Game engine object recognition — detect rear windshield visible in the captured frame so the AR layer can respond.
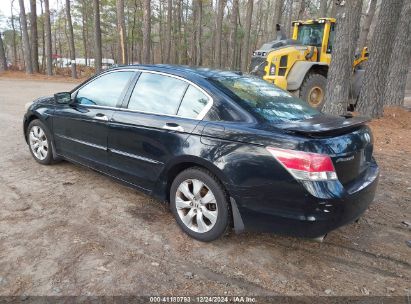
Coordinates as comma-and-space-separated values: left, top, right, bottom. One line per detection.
211, 75, 320, 123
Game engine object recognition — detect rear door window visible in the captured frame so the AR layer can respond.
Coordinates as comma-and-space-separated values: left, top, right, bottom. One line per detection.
177, 85, 210, 119
127, 72, 188, 115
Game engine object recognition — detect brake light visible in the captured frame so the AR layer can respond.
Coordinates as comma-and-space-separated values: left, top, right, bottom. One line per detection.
266, 147, 337, 181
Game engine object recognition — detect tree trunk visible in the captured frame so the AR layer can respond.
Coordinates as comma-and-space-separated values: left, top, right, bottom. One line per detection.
19, 0, 33, 74
11, 1, 18, 67
357, 0, 404, 118
241, 0, 253, 72
322, 0, 363, 115
214, 0, 227, 68
294, 0, 305, 20
189, 0, 197, 65
329, 0, 337, 18
142, 0, 151, 64
174, 0, 182, 64
116, 0, 128, 64
195, 0, 202, 66
383, 1, 411, 106
285, 0, 294, 37
44, 0, 53, 75
357, 0, 377, 52
229, 0, 239, 70
81, 2, 88, 66
29, 0, 39, 73
272, 0, 284, 40
0, 33, 7, 72
39, 0, 45, 72
319, 0, 328, 17
165, 0, 172, 63
93, 0, 102, 72
65, 0, 77, 78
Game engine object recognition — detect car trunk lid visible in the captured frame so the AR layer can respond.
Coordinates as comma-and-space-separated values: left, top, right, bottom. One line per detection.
278, 115, 373, 185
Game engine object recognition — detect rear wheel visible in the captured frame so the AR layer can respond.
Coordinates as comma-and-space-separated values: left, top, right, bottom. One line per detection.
299, 73, 327, 109
170, 168, 230, 242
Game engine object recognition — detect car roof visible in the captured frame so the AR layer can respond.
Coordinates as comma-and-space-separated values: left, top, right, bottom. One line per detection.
108, 64, 243, 79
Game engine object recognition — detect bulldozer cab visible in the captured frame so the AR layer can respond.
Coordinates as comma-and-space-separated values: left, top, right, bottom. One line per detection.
291, 18, 336, 65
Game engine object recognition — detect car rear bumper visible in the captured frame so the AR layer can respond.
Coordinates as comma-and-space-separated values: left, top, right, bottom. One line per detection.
228, 161, 379, 238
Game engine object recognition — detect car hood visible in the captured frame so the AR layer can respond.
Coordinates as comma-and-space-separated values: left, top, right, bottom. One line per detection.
33, 95, 54, 104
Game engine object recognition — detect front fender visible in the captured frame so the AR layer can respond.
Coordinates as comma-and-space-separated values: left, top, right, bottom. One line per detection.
287, 61, 328, 91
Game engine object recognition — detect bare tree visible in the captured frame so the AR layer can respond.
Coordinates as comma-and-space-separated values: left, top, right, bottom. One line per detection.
10, 1, 18, 67
142, 0, 151, 64
116, 0, 128, 64
93, 0, 102, 72
229, 0, 239, 70
165, 0, 172, 63
195, 0, 202, 66
357, 0, 404, 118
214, 0, 227, 68
284, 0, 294, 37
357, 0, 377, 51
81, 2, 88, 66
322, 0, 363, 115
189, 0, 197, 65
272, 0, 284, 39
44, 0, 53, 75
0, 33, 7, 72
318, 0, 328, 17
29, 0, 39, 73
65, 0, 77, 78
241, 0, 253, 72
384, 1, 411, 106
19, 0, 33, 74
294, 0, 305, 20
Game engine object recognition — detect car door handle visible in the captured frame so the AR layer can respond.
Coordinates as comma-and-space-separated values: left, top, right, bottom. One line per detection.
163, 123, 184, 132
94, 113, 109, 121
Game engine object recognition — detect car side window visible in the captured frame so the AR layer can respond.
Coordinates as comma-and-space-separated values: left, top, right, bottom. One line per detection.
76, 71, 134, 107
177, 85, 210, 119
127, 72, 188, 115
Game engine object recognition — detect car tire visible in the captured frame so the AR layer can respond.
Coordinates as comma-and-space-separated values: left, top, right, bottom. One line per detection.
170, 167, 230, 242
299, 73, 327, 110
27, 119, 55, 165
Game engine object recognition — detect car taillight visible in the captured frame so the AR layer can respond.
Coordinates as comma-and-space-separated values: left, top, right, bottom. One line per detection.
266, 147, 337, 181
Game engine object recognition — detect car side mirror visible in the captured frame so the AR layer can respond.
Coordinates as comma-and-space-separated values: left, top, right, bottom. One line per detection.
54, 92, 72, 104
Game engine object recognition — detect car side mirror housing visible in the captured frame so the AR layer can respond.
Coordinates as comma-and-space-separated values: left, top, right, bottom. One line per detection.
54, 92, 72, 104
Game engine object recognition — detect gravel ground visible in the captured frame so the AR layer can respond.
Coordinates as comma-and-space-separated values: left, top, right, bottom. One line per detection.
0, 77, 410, 297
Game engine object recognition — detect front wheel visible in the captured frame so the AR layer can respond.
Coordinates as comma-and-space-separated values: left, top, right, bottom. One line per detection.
170, 168, 230, 242
27, 119, 54, 165
299, 73, 327, 109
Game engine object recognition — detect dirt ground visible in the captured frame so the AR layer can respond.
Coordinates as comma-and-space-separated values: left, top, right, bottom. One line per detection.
0, 76, 410, 297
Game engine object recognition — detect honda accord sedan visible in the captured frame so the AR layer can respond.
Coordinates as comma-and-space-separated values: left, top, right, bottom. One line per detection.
23, 65, 379, 242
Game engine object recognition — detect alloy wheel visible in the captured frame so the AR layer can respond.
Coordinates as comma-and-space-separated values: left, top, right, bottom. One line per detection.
175, 179, 218, 233
29, 125, 49, 161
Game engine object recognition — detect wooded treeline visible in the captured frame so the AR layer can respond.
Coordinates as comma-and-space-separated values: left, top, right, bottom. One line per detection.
1, 0, 339, 74
0, 0, 410, 118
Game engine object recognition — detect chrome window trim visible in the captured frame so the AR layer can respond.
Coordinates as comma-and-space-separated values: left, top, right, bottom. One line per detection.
72, 68, 214, 121
71, 69, 136, 108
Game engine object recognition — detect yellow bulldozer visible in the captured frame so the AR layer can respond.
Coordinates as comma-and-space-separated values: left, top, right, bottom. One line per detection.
250, 18, 368, 109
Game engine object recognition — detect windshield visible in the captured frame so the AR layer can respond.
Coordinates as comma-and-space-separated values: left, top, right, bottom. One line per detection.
211, 76, 320, 123
297, 24, 324, 47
